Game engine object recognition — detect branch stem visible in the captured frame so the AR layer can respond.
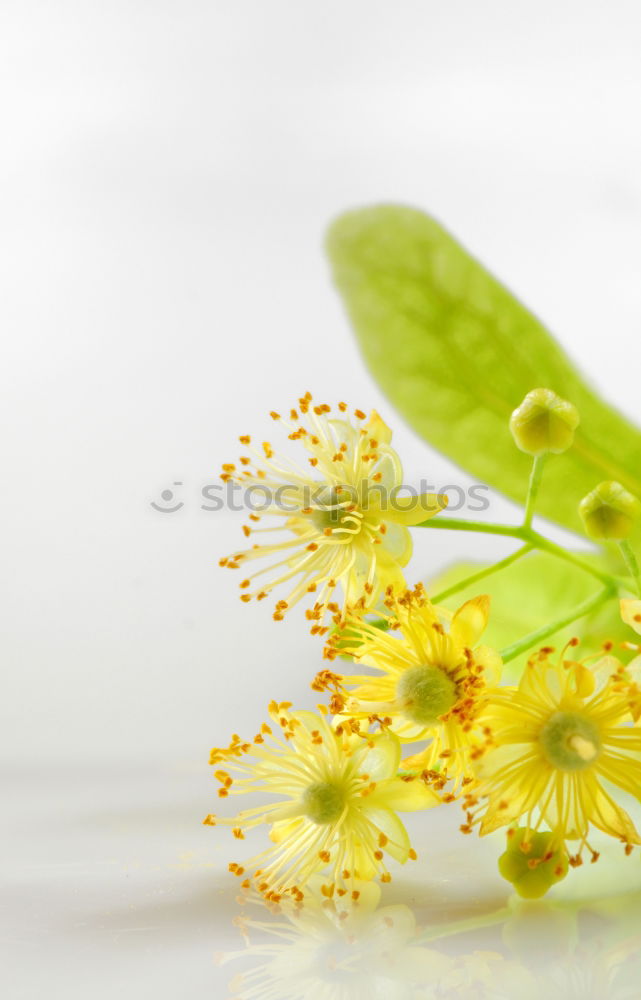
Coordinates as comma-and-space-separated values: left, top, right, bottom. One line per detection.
499, 587, 613, 664
417, 517, 523, 538
527, 530, 614, 587
619, 540, 641, 598
432, 543, 534, 604
417, 517, 619, 588
523, 454, 546, 530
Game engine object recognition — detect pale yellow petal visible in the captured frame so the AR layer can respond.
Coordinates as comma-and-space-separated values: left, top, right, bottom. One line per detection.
376, 492, 448, 527
368, 775, 441, 812
518, 661, 560, 707
351, 842, 378, 880
479, 803, 520, 835
366, 446, 403, 492
366, 410, 393, 445
269, 816, 305, 844
400, 744, 437, 772
592, 653, 625, 689
451, 595, 491, 648
286, 709, 333, 752
474, 644, 503, 684
621, 598, 641, 635
359, 730, 401, 781
388, 718, 433, 741
371, 544, 411, 589
360, 804, 411, 862
580, 772, 641, 844
326, 418, 361, 452
347, 678, 397, 704
625, 656, 641, 685
572, 661, 596, 698
474, 742, 538, 783
379, 522, 413, 565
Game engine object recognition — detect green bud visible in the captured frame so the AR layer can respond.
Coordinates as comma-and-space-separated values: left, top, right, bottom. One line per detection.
509, 388, 579, 456
498, 828, 568, 899
578, 481, 641, 541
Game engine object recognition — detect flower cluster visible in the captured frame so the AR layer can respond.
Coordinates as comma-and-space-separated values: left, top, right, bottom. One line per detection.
206, 392, 641, 904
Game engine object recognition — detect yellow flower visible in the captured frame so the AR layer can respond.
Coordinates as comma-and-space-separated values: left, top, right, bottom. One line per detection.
466, 644, 641, 865
219, 395, 446, 632
203, 702, 440, 902
324, 585, 501, 790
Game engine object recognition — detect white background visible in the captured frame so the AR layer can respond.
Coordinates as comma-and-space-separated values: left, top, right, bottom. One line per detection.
3, 1, 641, 996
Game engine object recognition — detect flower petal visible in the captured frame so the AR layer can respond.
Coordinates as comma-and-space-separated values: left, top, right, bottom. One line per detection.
379, 521, 413, 564
579, 772, 641, 844
451, 595, 490, 647
369, 775, 441, 812
475, 644, 503, 684
269, 816, 305, 844
621, 598, 641, 635
377, 492, 448, 527
360, 804, 411, 862
356, 544, 410, 594
366, 410, 393, 445
359, 730, 402, 781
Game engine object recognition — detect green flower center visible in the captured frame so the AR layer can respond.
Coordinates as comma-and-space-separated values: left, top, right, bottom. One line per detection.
396, 664, 458, 727
311, 506, 356, 532
303, 782, 346, 825
539, 711, 601, 771
311, 486, 363, 535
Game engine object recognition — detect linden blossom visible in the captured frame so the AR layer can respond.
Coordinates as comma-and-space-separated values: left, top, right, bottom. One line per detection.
323, 584, 501, 792
203, 703, 439, 903
218, 394, 447, 633
464, 642, 641, 866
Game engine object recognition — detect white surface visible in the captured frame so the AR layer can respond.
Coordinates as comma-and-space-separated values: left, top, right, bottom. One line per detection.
5, 762, 641, 997
3, 1, 641, 996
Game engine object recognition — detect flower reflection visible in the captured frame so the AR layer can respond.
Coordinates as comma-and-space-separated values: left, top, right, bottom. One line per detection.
218, 882, 641, 999
219, 878, 451, 999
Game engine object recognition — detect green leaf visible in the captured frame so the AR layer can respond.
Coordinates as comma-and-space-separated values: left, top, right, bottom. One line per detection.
427, 552, 628, 680
326, 205, 641, 538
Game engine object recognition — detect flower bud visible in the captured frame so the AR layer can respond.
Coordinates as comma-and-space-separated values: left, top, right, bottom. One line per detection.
509, 388, 579, 456
498, 828, 568, 899
578, 481, 641, 541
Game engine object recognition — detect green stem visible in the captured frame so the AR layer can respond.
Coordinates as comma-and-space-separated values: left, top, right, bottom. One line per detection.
417, 516, 525, 538
499, 587, 613, 664
528, 530, 615, 587
418, 517, 620, 589
619, 540, 641, 598
523, 454, 546, 530
432, 543, 534, 604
